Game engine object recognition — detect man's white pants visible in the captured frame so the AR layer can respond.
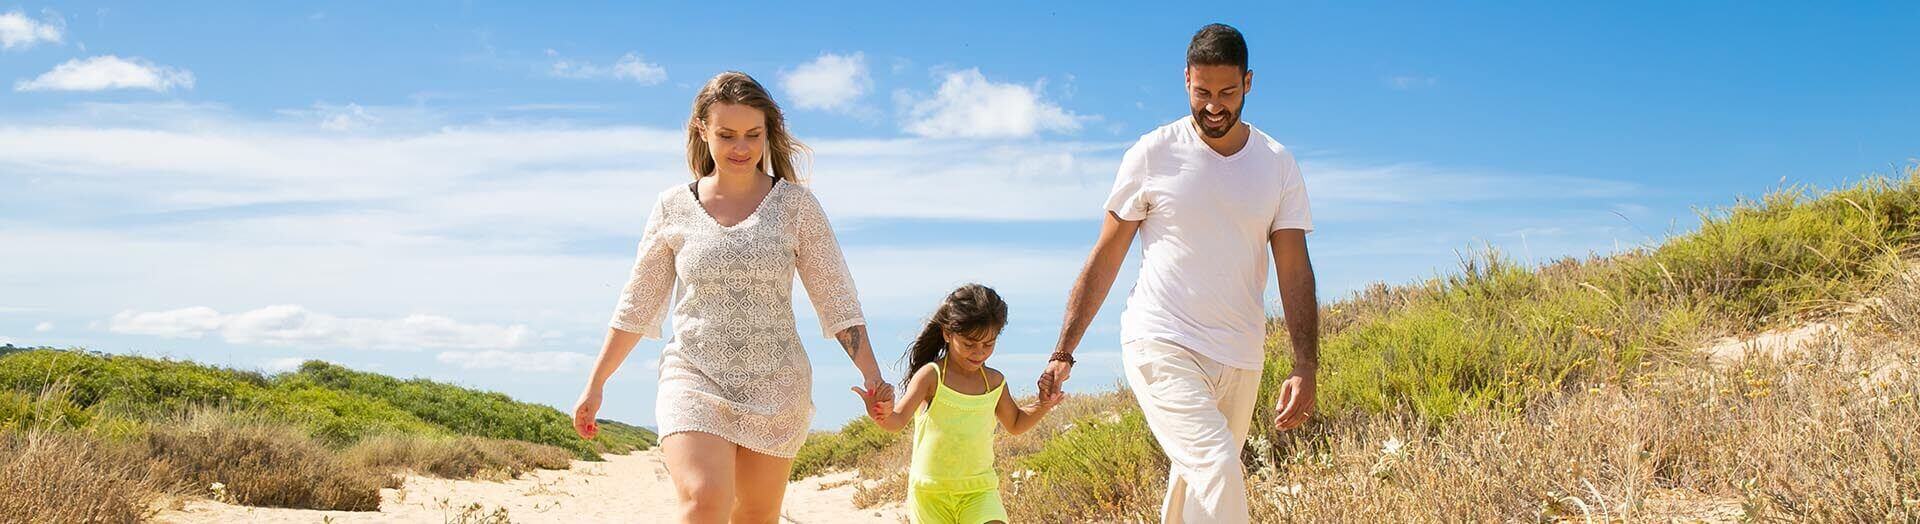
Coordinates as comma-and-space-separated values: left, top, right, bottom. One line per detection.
1122, 337, 1262, 524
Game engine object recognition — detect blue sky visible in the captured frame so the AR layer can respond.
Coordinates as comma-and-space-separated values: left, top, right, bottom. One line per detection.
2, 2, 1915, 430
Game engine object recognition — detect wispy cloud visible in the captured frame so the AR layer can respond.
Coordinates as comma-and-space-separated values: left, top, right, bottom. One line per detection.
109, 305, 530, 351
315, 102, 378, 131
780, 52, 872, 112
0, 102, 1662, 431
546, 50, 665, 85
0, 10, 63, 50
437, 350, 594, 373
1302, 161, 1637, 207
15, 55, 195, 92
261, 356, 311, 373
0, 104, 1642, 249
900, 68, 1085, 138
3, 101, 1648, 367
33, 322, 52, 332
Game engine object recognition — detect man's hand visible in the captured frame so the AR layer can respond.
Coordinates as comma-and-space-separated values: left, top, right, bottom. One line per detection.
1272, 368, 1316, 431
1036, 359, 1074, 399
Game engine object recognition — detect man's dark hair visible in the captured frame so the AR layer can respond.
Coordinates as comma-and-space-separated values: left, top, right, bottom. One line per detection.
1186, 23, 1249, 72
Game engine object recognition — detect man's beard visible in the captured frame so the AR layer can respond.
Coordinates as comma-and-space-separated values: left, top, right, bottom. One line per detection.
1191, 104, 1241, 139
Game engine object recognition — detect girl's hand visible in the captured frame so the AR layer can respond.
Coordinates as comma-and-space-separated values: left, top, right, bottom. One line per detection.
1038, 388, 1067, 410
572, 386, 603, 439
851, 383, 894, 421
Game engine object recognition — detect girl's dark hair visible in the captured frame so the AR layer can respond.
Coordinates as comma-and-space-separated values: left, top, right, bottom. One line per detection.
902, 284, 1008, 387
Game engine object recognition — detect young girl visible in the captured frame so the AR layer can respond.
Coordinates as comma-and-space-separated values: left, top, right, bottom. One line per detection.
856, 283, 1065, 524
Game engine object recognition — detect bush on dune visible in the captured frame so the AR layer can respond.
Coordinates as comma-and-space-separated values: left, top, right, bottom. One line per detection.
0, 429, 171, 523
790, 417, 902, 480
0, 348, 657, 517
145, 408, 393, 511
344, 433, 577, 480
291, 360, 651, 460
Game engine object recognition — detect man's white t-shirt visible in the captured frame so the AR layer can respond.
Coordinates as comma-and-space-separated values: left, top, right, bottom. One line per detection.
1104, 115, 1313, 370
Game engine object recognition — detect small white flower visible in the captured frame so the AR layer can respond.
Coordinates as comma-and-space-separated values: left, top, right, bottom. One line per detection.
1381, 437, 1406, 456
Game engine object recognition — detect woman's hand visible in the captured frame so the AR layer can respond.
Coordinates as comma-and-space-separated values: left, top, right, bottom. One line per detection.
572, 386, 603, 439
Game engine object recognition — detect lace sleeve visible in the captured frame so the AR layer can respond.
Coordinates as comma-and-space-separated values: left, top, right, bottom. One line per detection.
609, 193, 677, 338
791, 188, 865, 338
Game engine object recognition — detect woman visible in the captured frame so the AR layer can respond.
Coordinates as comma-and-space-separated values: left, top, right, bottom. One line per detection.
571, 71, 892, 524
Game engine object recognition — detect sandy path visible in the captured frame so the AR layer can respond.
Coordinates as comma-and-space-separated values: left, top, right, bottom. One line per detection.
152, 450, 905, 523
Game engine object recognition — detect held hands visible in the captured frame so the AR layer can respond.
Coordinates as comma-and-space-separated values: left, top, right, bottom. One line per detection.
1036, 358, 1074, 400
1036, 384, 1067, 411
851, 374, 895, 422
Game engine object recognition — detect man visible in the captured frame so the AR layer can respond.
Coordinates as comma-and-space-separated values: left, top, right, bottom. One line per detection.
1037, 23, 1320, 523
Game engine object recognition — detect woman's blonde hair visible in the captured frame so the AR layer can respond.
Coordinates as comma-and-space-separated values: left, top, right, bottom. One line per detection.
685, 71, 808, 183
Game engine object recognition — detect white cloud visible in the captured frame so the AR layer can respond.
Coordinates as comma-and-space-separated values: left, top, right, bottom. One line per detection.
547, 51, 665, 85
15, 55, 195, 92
109, 306, 226, 338
0, 101, 1661, 428
902, 68, 1084, 138
262, 356, 310, 373
109, 305, 529, 351
437, 350, 593, 373
0, 336, 12, 346
33, 322, 52, 332
780, 52, 871, 111
2, 101, 1647, 367
0, 10, 63, 50
0, 103, 1640, 234
316, 103, 378, 131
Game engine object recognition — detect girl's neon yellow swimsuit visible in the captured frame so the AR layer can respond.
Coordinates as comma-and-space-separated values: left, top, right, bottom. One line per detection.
907, 361, 1009, 523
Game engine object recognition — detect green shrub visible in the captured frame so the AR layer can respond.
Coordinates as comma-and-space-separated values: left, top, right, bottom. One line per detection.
791, 417, 902, 480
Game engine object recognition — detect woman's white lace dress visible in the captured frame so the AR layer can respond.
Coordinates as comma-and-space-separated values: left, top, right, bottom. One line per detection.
609, 177, 864, 457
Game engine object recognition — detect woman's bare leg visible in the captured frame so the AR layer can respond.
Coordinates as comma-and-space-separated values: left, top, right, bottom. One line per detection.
662, 432, 738, 524
731, 446, 795, 524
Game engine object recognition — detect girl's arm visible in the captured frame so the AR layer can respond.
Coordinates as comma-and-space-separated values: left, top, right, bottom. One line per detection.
865, 365, 938, 432
994, 369, 1066, 435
